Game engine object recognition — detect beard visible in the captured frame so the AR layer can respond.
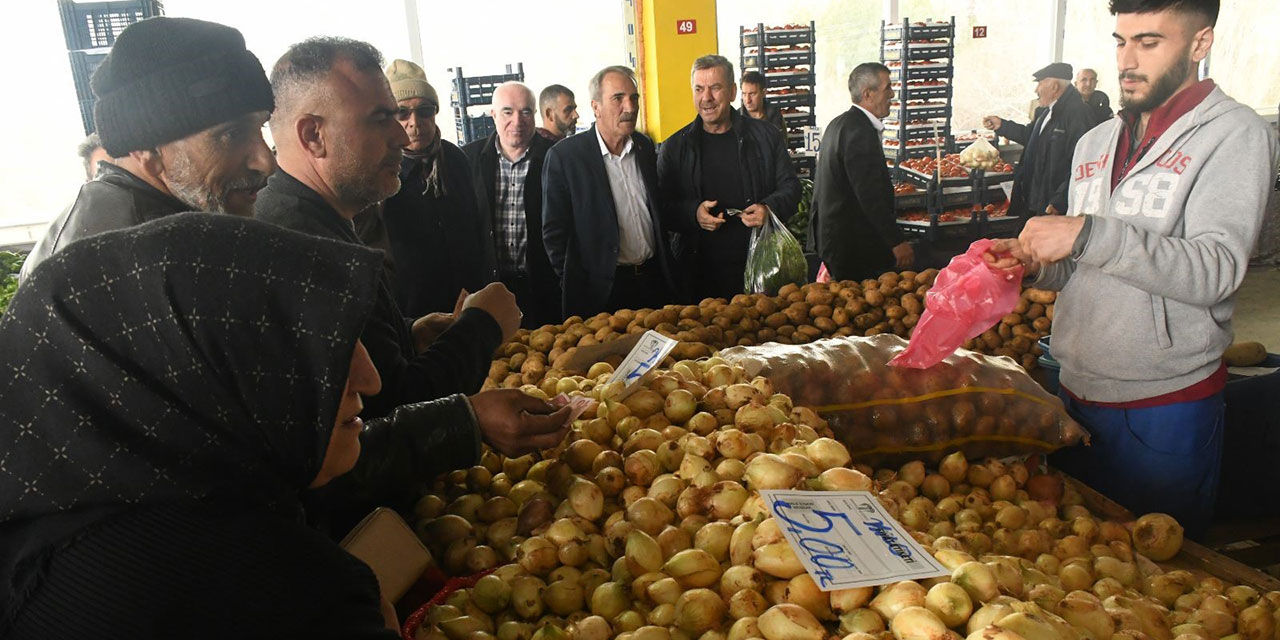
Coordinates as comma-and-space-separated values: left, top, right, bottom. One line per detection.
165, 150, 267, 217
1119, 52, 1193, 113
332, 145, 403, 207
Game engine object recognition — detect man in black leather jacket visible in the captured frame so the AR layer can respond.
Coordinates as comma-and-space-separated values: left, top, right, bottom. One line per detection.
21, 17, 276, 282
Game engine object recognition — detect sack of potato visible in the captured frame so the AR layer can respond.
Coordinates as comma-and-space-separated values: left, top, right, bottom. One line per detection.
720, 334, 1087, 466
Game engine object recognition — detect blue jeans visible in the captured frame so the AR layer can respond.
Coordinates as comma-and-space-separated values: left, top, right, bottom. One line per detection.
1049, 390, 1224, 539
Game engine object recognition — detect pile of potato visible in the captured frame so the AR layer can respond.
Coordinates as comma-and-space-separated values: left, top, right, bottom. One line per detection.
484, 273, 1058, 392
413, 358, 1279, 640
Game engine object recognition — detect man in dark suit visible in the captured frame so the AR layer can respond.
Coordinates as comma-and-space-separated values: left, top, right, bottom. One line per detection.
808, 62, 913, 282
984, 62, 1094, 219
542, 65, 678, 318
463, 81, 561, 328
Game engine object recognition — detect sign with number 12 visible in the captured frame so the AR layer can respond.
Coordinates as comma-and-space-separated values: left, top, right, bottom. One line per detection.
759, 490, 949, 590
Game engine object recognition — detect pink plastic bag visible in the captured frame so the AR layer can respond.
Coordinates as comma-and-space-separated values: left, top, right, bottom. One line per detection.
815, 262, 832, 283
889, 238, 1023, 369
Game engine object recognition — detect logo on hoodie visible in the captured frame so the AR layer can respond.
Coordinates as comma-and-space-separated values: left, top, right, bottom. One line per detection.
1072, 150, 1184, 220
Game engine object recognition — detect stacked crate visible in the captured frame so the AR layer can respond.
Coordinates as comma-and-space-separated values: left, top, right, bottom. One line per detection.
879, 17, 956, 172
450, 64, 524, 145
57, 0, 164, 135
739, 21, 817, 178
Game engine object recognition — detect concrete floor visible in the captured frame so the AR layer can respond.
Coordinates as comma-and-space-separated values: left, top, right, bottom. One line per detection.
1233, 266, 1280, 349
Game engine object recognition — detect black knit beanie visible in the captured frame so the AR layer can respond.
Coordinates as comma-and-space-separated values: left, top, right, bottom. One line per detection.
91, 17, 275, 157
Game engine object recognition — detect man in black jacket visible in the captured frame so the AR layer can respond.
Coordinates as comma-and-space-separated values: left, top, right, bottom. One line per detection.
984, 62, 1095, 219
739, 70, 786, 133
256, 37, 568, 470
463, 82, 562, 328
808, 62, 914, 282
1075, 67, 1114, 126
358, 59, 496, 320
543, 65, 678, 318
21, 17, 276, 282
659, 55, 800, 301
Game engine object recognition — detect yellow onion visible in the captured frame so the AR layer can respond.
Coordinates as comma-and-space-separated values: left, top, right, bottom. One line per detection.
871, 581, 928, 622
730, 520, 760, 566
589, 581, 630, 620
831, 587, 875, 613
663, 548, 722, 588
736, 403, 776, 432
678, 454, 713, 480
694, 521, 735, 562
626, 498, 673, 536
1226, 586, 1260, 611
544, 579, 585, 616
745, 454, 805, 490
646, 576, 682, 605
474, 574, 514, 614
991, 612, 1057, 640
729, 589, 771, 620
721, 565, 767, 600
785, 573, 834, 620
816, 467, 875, 492
933, 549, 977, 572
717, 428, 755, 460
518, 537, 560, 575
440, 616, 492, 640
498, 621, 534, 640
966, 604, 1013, 635
728, 617, 762, 640
891, 606, 951, 640
649, 474, 685, 508
716, 458, 748, 483
1132, 513, 1184, 562
512, 576, 548, 620
753, 542, 805, 579
664, 389, 698, 423
571, 616, 611, 640
839, 608, 886, 635
647, 604, 676, 627
952, 562, 999, 604
779, 452, 821, 479
625, 530, 663, 576
676, 588, 726, 635
1058, 592, 1114, 640
658, 525, 694, 559
707, 481, 751, 520
964, 627, 1027, 640
805, 438, 852, 470
926, 582, 974, 628
758, 603, 826, 640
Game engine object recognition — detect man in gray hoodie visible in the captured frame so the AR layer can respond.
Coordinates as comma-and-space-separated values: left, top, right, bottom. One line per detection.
988, 0, 1279, 536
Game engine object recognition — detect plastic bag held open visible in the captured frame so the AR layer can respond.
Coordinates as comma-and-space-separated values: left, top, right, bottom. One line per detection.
890, 238, 1023, 369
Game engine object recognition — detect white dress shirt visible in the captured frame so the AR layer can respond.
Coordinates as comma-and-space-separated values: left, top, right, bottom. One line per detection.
853, 103, 886, 136
1038, 97, 1060, 134
596, 129, 655, 265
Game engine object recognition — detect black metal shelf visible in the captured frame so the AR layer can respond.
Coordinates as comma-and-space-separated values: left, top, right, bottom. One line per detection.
450, 63, 524, 145
742, 21, 816, 161
881, 16, 956, 187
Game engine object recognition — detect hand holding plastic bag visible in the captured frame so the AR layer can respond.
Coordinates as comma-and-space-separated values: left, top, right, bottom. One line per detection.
890, 238, 1023, 369
743, 210, 807, 295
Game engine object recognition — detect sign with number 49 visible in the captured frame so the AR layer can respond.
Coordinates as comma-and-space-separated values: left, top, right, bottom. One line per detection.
759, 490, 949, 590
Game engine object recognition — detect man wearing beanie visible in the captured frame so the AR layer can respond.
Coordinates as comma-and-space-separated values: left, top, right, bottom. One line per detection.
355, 60, 498, 319
21, 17, 275, 281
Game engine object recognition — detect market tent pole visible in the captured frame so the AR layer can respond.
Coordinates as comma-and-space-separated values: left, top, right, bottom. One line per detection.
1049, 0, 1066, 63
404, 0, 424, 67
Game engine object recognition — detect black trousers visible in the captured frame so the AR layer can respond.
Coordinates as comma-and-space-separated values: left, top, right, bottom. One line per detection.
606, 259, 667, 313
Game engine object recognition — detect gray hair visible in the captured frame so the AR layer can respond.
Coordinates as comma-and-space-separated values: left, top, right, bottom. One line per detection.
690, 54, 734, 85
270, 37, 385, 126
77, 132, 103, 176
589, 65, 637, 102
539, 84, 574, 112
492, 81, 535, 109
848, 62, 890, 102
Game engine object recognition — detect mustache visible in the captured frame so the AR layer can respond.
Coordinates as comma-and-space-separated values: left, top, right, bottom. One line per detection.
225, 170, 269, 193
618, 113, 637, 122
1119, 71, 1148, 82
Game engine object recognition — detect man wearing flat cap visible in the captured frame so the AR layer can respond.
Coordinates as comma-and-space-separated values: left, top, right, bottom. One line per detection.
22, 17, 276, 281
983, 62, 1094, 220
355, 60, 498, 320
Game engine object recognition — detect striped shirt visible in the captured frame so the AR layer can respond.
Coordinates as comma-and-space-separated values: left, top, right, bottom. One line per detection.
596, 129, 655, 265
494, 140, 530, 275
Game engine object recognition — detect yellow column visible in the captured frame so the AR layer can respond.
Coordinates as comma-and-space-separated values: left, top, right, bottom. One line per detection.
634, 0, 718, 143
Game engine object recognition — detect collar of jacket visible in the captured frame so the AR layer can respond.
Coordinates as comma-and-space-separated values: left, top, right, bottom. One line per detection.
684, 108, 749, 146
265, 169, 359, 242
96, 162, 192, 213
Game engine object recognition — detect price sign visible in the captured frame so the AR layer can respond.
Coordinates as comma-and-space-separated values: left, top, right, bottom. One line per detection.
676, 19, 697, 35
607, 330, 678, 397
760, 490, 949, 590
973, 26, 988, 38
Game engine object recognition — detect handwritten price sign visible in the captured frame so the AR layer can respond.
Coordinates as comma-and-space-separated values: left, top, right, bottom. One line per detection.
607, 330, 678, 398
760, 490, 949, 590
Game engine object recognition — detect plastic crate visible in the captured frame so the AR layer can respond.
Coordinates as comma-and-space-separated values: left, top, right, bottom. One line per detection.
765, 92, 815, 109
449, 64, 524, 110
741, 26, 815, 48
890, 102, 950, 120
741, 47, 815, 69
893, 82, 951, 101
759, 71, 814, 89
77, 99, 97, 136
884, 124, 949, 142
884, 23, 955, 40
781, 111, 816, 127
882, 42, 953, 62
888, 64, 953, 82
68, 51, 108, 100
57, 0, 163, 51
455, 114, 495, 145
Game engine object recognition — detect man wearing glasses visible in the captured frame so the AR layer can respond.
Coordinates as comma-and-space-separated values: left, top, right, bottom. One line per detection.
359, 59, 497, 319
464, 82, 562, 328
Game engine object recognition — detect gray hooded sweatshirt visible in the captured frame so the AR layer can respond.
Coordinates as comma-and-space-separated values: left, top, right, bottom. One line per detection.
1033, 85, 1279, 402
